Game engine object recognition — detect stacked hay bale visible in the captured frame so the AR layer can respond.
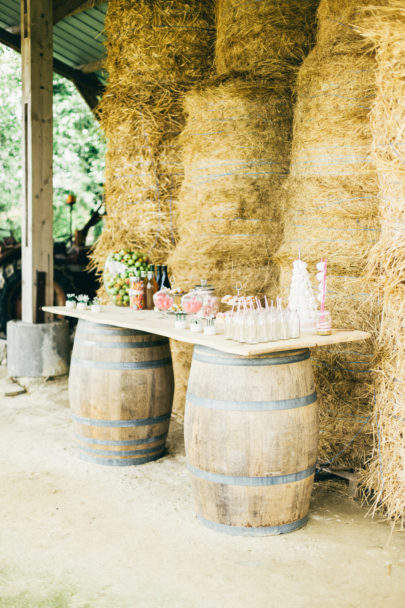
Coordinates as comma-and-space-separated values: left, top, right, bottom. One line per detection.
277, 0, 385, 467
168, 78, 291, 295
92, 0, 215, 268
357, 3, 405, 525
169, 0, 318, 416
215, 0, 318, 80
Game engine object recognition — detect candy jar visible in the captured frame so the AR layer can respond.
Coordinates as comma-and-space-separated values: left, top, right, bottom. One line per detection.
153, 288, 174, 313
181, 290, 203, 316
130, 275, 145, 310
194, 280, 219, 319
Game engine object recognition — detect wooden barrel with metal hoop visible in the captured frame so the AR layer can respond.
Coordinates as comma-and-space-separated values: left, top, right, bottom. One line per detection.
185, 345, 318, 535
69, 320, 174, 466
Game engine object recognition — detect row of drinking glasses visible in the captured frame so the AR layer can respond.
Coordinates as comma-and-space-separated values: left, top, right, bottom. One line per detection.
224, 303, 300, 344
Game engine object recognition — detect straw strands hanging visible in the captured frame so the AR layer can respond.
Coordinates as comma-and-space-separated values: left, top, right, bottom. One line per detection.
277, 0, 384, 468
356, 2, 405, 525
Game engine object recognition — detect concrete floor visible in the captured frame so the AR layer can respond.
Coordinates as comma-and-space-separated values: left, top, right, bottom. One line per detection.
0, 370, 404, 608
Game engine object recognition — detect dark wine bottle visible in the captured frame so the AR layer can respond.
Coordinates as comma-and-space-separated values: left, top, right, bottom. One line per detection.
160, 265, 171, 289
156, 265, 162, 288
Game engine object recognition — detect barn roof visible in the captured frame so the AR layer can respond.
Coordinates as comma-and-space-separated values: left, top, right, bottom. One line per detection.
0, 0, 107, 109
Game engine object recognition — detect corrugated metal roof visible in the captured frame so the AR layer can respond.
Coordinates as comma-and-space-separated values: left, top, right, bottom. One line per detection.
0, 1, 107, 83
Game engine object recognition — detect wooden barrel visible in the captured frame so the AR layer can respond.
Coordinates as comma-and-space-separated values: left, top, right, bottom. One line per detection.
69, 320, 174, 466
185, 345, 318, 535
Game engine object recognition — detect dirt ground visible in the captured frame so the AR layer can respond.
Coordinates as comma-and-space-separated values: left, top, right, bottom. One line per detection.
0, 369, 404, 608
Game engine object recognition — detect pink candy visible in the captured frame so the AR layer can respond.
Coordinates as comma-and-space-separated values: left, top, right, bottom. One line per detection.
153, 291, 174, 311
182, 296, 202, 314
201, 294, 219, 317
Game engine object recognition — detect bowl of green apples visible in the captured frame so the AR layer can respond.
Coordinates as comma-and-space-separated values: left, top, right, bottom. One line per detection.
103, 249, 151, 306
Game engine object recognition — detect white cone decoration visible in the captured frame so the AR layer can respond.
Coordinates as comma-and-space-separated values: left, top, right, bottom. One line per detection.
288, 259, 317, 332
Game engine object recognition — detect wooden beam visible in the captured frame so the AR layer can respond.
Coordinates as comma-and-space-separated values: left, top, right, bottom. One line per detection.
0, 26, 103, 111
0, 26, 20, 52
77, 57, 105, 73
53, 0, 102, 25
21, 0, 54, 322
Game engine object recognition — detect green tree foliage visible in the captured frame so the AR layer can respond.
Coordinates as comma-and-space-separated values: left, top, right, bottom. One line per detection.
0, 45, 105, 243
0, 46, 21, 237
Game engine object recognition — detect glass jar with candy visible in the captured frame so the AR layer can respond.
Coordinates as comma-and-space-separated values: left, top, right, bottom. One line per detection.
153, 288, 174, 313
194, 280, 219, 319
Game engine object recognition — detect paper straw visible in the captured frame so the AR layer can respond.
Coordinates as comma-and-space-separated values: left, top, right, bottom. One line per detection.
321, 257, 327, 314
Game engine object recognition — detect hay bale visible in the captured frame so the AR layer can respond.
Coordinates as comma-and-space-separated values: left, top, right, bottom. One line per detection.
361, 288, 405, 527
215, 0, 318, 80
278, 48, 379, 273
356, 3, 405, 525
277, 0, 382, 468
105, 0, 215, 88
91, 0, 215, 270
169, 339, 194, 419
316, 0, 387, 55
93, 136, 182, 265
169, 77, 292, 296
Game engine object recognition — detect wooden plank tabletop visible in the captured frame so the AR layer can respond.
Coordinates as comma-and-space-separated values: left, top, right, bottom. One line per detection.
43, 306, 370, 357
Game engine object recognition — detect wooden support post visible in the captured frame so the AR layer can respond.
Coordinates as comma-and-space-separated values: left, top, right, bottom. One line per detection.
21, 0, 54, 323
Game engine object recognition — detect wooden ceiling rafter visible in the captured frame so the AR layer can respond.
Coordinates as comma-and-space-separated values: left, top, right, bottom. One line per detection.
7, 0, 105, 33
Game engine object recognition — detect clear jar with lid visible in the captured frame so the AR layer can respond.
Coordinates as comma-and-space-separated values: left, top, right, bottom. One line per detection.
194, 280, 219, 319
181, 290, 203, 316
153, 288, 174, 312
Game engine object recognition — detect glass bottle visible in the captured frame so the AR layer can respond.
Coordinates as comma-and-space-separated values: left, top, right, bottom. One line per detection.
246, 309, 258, 344
148, 265, 159, 293
288, 309, 300, 339
256, 308, 267, 342
145, 271, 157, 310
160, 265, 171, 289
156, 265, 162, 288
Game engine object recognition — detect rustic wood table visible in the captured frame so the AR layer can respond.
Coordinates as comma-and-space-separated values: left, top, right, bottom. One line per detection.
44, 305, 370, 536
